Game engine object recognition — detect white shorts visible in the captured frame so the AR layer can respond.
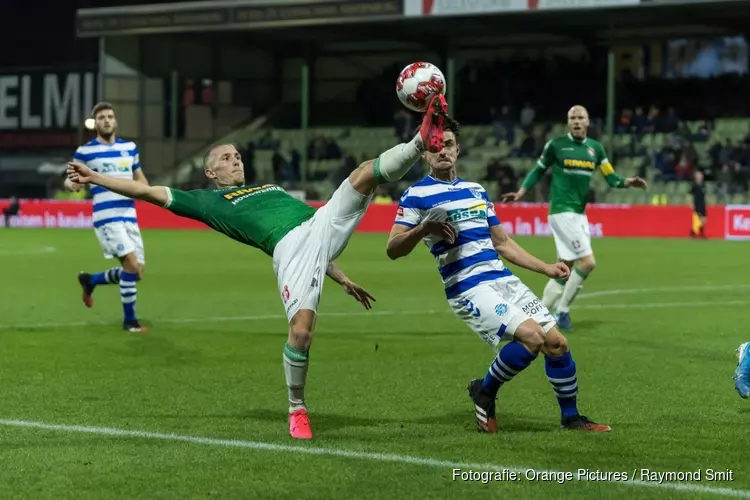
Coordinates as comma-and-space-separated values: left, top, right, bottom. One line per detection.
272, 179, 370, 321
548, 212, 593, 262
448, 276, 556, 350
94, 221, 145, 264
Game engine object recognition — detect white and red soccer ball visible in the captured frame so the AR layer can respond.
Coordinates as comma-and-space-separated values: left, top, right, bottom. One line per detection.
396, 62, 446, 113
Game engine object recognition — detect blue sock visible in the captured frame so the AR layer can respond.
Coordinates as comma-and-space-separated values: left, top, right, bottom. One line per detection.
545, 351, 579, 418
481, 342, 537, 397
90, 267, 122, 286
119, 271, 138, 322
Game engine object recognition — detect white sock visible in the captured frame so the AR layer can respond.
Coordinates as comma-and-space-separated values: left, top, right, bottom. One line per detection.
375, 134, 424, 182
542, 279, 566, 310
283, 343, 309, 413
557, 268, 588, 314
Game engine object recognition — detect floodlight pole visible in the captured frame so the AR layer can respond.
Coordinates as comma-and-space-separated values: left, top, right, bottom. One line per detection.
301, 62, 309, 183
605, 32, 616, 153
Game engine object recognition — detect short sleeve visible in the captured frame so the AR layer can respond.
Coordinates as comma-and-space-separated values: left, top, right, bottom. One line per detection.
165, 187, 205, 220
394, 189, 423, 228
73, 147, 86, 163
480, 189, 501, 227
133, 146, 141, 171
537, 140, 555, 170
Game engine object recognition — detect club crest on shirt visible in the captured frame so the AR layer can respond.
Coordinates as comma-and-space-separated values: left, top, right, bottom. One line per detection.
587, 147, 595, 157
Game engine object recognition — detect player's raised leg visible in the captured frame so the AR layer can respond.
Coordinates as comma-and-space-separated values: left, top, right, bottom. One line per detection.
78, 267, 122, 308
541, 326, 610, 431
347, 93, 447, 197
734, 342, 750, 399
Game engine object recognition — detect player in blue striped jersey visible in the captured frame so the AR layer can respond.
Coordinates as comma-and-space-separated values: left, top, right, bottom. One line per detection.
65, 102, 149, 332
386, 117, 610, 433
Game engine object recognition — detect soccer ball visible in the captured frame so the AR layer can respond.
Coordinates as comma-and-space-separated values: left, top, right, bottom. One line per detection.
396, 62, 446, 113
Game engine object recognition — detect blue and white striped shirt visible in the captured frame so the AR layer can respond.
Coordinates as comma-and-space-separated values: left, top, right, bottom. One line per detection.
73, 138, 141, 228
394, 176, 511, 299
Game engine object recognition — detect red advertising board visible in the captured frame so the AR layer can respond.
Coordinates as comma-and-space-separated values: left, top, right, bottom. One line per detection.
0, 199, 743, 240
725, 205, 750, 240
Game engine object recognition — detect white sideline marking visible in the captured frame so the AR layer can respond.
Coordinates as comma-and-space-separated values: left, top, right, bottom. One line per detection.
0, 309, 429, 330
0, 418, 747, 498
0, 246, 56, 256
1, 300, 750, 331
579, 284, 750, 300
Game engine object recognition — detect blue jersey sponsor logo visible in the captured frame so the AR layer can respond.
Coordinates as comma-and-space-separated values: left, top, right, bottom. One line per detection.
446, 202, 487, 223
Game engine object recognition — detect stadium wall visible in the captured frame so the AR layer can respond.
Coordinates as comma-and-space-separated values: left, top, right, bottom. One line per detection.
1, 199, 748, 240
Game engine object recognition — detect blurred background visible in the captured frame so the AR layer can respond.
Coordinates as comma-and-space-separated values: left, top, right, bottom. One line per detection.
1, 0, 749, 208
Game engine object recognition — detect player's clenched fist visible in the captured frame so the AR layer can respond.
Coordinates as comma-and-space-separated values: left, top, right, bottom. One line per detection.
543, 262, 570, 281
67, 161, 96, 184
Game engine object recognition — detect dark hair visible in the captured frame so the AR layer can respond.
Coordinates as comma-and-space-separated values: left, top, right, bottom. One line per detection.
91, 101, 114, 118
443, 116, 460, 142
415, 115, 461, 143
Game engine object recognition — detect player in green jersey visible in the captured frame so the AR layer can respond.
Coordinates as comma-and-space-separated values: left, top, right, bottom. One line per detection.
66, 93, 451, 440
502, 105, 647, 331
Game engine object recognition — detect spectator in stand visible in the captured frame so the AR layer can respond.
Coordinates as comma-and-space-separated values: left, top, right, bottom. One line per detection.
520, 102, 535, 133
647, 105, 660, 133
518, 133, 537, 158
631, 106, 648, 137
491, 106, 516, 145
655, 148, 678, 182
693, 120, 712, 142
3, 196, 19, 227
719, 139, 734, 167
617, 108, 632, 134
333, 150, 358, 186
393, 109, 414, 143
325, 138, 342, 160
676, 141, 698, 180
272, 148, 290, 182
716, 163, 732, 202
662, 107, 680, 133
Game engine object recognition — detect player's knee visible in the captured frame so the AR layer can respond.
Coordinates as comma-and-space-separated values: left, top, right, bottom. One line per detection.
121, 254, 140, 274
289, 324, 313, 349
543, 328, 569, 357
579, 255, 596, 273
514, 320, 545, 354
288, 310, 316, 349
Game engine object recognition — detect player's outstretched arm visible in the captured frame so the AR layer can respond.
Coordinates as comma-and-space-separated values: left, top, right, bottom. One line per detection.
490, 225, 569, 280
67, 161, 168, 206
386, 221, 455, 260
326, 262, 376, 310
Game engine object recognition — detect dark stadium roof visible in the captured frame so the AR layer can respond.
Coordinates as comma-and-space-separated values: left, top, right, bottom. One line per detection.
77, 0, 750, 50
255, 0, 750, 50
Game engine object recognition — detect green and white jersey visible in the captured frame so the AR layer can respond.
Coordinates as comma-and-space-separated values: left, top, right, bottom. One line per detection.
165, 184, 316, 256
535, 134, 621, 215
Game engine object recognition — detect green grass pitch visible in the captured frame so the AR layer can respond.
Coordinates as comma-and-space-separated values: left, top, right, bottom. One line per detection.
0, 229, 748, 499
